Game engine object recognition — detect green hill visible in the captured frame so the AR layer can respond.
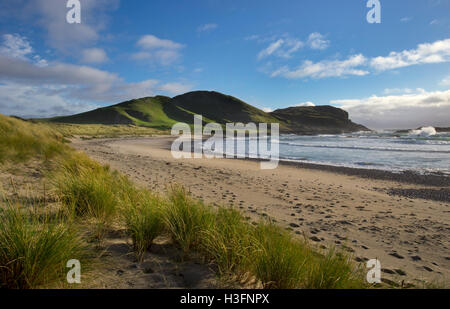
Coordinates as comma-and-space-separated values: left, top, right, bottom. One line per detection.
45, 91, 369, 134
48, 96, 176, 130
168, 91, 281, 124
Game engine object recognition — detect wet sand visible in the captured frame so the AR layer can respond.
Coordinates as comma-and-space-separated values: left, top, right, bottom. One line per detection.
72, 136, 450, 286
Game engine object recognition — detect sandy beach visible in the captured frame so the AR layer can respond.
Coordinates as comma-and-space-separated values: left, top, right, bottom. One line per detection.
72, 136, 450, 286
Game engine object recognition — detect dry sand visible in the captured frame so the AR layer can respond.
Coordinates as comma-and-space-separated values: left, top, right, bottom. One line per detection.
72, 136, 450, 287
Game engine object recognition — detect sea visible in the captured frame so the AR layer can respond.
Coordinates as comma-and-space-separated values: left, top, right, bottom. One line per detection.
276, 127, 450, 175
196, 126, 450, 175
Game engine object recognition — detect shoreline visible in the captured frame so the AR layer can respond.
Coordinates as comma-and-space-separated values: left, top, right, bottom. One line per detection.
163, 135, 450, 186
255, 158, 449, 187
157, 135, 450, 195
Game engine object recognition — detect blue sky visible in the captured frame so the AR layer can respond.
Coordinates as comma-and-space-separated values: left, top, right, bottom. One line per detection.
0, 0, 449, 128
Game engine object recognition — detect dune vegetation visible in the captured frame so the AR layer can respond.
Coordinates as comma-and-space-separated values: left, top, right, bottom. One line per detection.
0, 113, 367, 289
43, 123, 167, 139
0, 114, 68, 164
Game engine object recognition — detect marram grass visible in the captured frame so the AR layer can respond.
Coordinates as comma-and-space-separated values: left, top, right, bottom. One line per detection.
0, 202, 85, 289
0, 114, 67, 164
163, 186, 216, 254
52, 152, 122, 240
161, 186, 366, 288
121, 189, 164, 261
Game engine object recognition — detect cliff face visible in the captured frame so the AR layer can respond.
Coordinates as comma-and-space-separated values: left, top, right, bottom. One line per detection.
271, 105, 370, 135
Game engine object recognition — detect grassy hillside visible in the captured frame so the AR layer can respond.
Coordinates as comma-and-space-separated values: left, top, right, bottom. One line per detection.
43, 91, 368, 134
47, 96, 176, 130
168, 91, 283, 125
46, 92, 285, 130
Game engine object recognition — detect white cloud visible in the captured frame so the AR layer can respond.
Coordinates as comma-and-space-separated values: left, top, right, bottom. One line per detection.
81, 48, 108, 64
383, 88, 425, 95
197, 23, 218, 33
137, 35, 184, 50
269, 38, 450, 80
271, 54, 368, 79
400, 17, 412, 23
370, 38, 450, 71
0, 36, 191, 117
258, 39, 284, 59
133, 35, 185, 66
262, 107, 273, 113
257, 37, 303, 60
0, 34, 33, 60
0, 54, 119, 88
296, 101, 315, 107
0, 34, 47, 67
0, 82, 97, 118
256, 32, 329, 61
307, 32, 330, 50
440, 76, 450, 86
245, 34, 260, 41
157, 82, 193, 95
14, 0, 120, 53
332, 89, 450, 129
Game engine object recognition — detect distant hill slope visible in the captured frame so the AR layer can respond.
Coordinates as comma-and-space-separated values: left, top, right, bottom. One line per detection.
45, 91, 369, 134
169, 91, 281, 124
48, 96, 175, 129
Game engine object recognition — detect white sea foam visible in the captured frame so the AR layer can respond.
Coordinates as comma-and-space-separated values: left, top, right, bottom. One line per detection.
409, 126, 437, 137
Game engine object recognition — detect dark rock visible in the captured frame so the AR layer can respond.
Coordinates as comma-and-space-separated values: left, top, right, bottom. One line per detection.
338, 220, 352, 225
381, 278, 399, 287
386, 188, 450, 203
116, 269, 124, 276
389, 252, 405, 259
140, 262, 154, 274
381, 268, 396, 275
310, 236, 321, 242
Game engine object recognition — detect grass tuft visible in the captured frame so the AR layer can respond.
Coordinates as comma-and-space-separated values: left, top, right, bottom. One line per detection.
200, 207, 253, 275
121, 190, 164, 261
52, 152, 121, 239
250, 223, 308, 288
0, 202, 84, 289
163, 186, 215, 253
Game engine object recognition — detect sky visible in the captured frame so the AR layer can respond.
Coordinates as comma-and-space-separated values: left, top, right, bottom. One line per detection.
0, 0, 449, 129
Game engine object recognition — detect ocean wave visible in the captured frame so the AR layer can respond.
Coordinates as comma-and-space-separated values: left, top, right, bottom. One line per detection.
277, 142, 450, 154
408, 126, 436, 137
